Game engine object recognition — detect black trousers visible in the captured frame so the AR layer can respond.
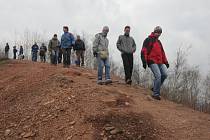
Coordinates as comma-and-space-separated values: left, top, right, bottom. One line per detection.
121, 53, 133, 81
58, 51, 62, 63
62, 48, 71, 66
13, 53, 16, 59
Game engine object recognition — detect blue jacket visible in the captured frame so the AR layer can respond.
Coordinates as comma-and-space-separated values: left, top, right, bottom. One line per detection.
61, 32, 75, 49
32, 44, 39, 53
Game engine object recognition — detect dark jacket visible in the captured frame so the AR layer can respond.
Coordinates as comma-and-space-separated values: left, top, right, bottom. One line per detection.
13, 48, 17, 54
141, 33, 168, 65
19, 47, 23, 55
5, 45, 10, 52
32, 44, 39, 53
39, 45, 47, 56
74, 39, 85, 51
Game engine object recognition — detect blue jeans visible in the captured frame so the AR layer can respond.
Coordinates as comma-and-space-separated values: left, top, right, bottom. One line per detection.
51, 50, 59, 64
149, 64, 168, 96
32, 52, 38, 62
97, 57, 111, 81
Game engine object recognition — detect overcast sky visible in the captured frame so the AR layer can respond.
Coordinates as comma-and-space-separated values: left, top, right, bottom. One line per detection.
0, 0, 210, 74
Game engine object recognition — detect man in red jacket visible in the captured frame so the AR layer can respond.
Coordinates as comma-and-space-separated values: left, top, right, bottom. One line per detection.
141, 26, 169, 100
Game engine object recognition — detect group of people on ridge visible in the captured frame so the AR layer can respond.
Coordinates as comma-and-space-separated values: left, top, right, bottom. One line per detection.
8, 26, 86, 67
4, 25, 169, 100
4, 43, 24, 60
93, 25, 169, 100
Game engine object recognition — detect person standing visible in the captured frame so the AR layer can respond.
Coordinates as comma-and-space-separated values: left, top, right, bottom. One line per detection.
48, 34, 60, 65
13, 46, 17, 59
31, 42, 39, 62
117, 26, 136, 85
61, 26, 75, 68
18, 46, 24, 60
4, 43, 10, 58
141, 26, 169, 100
39, 43, 47, 63
93, 26, 112, 85
74, 35, 85, 67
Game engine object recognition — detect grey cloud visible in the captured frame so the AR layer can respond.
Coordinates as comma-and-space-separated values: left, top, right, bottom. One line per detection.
0, 0, 209, 74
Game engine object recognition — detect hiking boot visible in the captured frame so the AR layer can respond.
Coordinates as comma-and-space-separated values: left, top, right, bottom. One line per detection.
105, 79, 112, 85
126, 79, 132, 85
151, 95, 161, 100
97, 80, 103, 85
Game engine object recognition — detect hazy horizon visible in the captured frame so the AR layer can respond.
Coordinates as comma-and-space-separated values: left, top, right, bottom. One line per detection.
0, 0, 210, 75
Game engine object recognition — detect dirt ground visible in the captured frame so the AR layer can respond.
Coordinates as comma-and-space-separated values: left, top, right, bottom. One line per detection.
0, 60, 210, 140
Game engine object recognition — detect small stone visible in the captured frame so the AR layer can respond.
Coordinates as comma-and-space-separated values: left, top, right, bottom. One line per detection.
71, 95, 75, 98
23, 125, 30, 130
100, 131, 105, 136
23, 132, 35, 138
43, 99, 55, 105
4, 129, 11, 136
58, 126, 65, 131
20, 132, 26, 137
9, 123, 17, 127
110, 128, 123, 135
103, 137, 108, 140
70, 121, 76, 125
67, 135, 73, 140
125, 102, 130, 106
139, 120, 144, 124
138, 135, 146, 140
104, 126, 115, 131
146, 95, 154, 101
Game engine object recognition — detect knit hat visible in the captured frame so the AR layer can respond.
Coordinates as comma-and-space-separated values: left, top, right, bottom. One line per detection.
154, 26, 162, 33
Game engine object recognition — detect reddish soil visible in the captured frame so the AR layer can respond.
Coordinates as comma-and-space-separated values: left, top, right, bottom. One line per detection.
0, 60, 210, 140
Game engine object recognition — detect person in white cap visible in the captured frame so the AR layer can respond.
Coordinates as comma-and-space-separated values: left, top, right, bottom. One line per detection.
141, 26, 169, 100
93, 26, 112, 85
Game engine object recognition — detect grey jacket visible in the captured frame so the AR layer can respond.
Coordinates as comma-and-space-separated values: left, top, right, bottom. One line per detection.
93, 33, 109, 54
117, 35, 136, 54
48, 37, 60, 51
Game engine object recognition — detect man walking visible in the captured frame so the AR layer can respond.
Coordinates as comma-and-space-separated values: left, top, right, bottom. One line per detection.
74, 35, 85, 67
48, 34, 60, 65
93, 26, 112, 85
141, 26, 169, 100
39, 43, 47, 62
18, 46, 24, 60
5, 43, 10, 58
31, 42, 39, 62
13, 46, 17, 59
61, 26, 75, 68
117, 26, 136, 85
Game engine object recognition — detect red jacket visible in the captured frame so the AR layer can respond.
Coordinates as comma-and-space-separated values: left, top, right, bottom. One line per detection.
141, 33, 168, 65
